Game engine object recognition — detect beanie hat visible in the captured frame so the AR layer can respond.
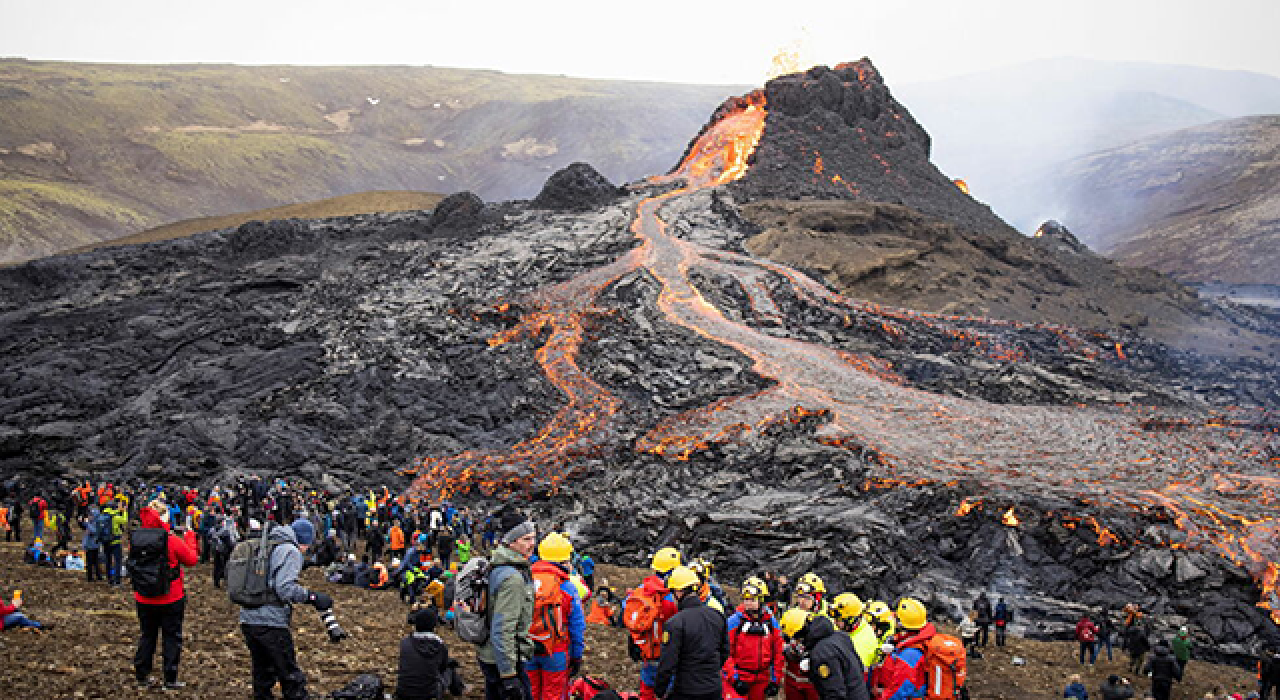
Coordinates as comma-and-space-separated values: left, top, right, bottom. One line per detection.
291, 518, 316, 546
410, 607, 439, 632
498, 507, 534, 545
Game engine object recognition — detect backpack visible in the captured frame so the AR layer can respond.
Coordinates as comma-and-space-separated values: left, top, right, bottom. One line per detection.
571, 677, 614, 700
94, 511, 115, 546
453, 556, 492, 645
329, 673, 383, 700
530, 568, 570, 654
622, 588, 665, 661
127, 528, 177, 597
922, 633, 968, 700
227, 526, 284, 607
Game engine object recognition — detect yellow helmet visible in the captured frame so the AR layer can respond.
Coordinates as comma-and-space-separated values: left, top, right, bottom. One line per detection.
780, 608, 812, 639
741, 576, 770, 600
868, 601, 893, 623
688, 557, 713, 581
651, 547, 682, 573
666, 565, 700, 592
897, 597, 928, 630
798, 572, 826, 594
538, 532, 573, 562
832, 593, 866, 621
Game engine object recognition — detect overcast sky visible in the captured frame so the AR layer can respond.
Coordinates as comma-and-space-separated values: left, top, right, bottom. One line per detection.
3, 0, 1277, 85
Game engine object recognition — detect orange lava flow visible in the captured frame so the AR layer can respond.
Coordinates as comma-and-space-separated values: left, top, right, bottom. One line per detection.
407, 88, 1279, 622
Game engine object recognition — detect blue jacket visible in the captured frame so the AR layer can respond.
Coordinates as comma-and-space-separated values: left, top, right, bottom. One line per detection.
1064, 681, 1089, 699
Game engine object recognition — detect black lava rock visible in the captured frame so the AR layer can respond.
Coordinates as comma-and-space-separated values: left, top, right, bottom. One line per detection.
428, 191, 489, 236
533, 162, 621, 211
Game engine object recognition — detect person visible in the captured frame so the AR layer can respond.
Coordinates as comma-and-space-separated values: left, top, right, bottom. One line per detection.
1077, 613, 1100, 666
477, 508, 536, 700
1142, 641, 1183, 700
688, 558, 725, 615
958, 610, 979, 659
585, 586, 616, 626
1126, 623, 1151, 674
869, 598, 935, 700
1, 591, 49, 631
81, 506, 103, 582
527, 532, 586, 700
579, 552, 595, 591
390, 521, 407, 561
1100, 674, 1136, 700
973, 593, 993, 648
437, 527, 456, 569
780, 609, 818, 700
398, 606, 462, 700
993, 597, 1013, 647
131, 501, 199, 690
1171, 627, 1192, 676
237, 518, 336, 700
211, 515, 238, 589
627, 547, 681, 700
725, 577, 783, 700
456, 533, 473, 566
792, 574, 827, 616
101, 497, 128, 587
355, 555, 373, 589
1260, 645, 1280, 700
830, 593, 878, 670
865, 601, 896, 668
654, 565, 729, 700
1098, 609, 1117, 662
801, 603, 870, 700
1065, 673, 1089, 699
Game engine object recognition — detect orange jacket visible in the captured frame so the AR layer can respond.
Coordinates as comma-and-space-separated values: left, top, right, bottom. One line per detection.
389, 526, 405, 550
586, 600, 614, 625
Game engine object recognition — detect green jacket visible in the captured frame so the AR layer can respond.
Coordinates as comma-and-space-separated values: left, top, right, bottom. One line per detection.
477, 545, 534, 677
1171, 634, 1192, 662
102, 507, 128, 544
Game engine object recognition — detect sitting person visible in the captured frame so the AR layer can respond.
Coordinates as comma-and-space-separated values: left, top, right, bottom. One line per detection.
64, 550, 85, 571
1, 592, 49, 631
1065, 673, 1089, 700
339, 554, 358, 585
24, 539, 52, 566
369, 561, 392, 590
354, 555, 372, 588
397, 606, 462, 699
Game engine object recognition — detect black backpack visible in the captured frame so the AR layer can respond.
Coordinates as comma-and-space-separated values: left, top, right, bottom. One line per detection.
329, 673, 383, 700
128, 528, 177, 597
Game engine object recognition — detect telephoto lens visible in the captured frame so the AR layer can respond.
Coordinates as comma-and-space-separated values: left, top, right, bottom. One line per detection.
317, 607, 348, 642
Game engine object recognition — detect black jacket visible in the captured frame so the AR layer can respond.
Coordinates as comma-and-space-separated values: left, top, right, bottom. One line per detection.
1142, 645, 1182, 682
805, 615, 871, 700
1263, 651, 1280, 683
1099, 678, 1135, 700
1125, 626, 1150, 655
398, 632, 451, 699
973, 596, 992, 625
655, 594, 730, 697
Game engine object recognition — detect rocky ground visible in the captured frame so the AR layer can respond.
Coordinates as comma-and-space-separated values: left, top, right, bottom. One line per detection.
0, 547, 1261, 699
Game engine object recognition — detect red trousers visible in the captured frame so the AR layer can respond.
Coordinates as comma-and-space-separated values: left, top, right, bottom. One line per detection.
784, 677, 818, 700
528, 665, 569, 700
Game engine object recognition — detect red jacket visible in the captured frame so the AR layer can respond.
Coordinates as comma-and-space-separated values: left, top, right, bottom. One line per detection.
0, 600, 18, 629
870, 623, 936, 700
134, 509, 198, 605
1076, 618, 1098, 644
727, 605, 784, 682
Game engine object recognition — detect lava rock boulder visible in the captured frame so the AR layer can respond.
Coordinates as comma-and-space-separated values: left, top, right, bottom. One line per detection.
533, 162, 622, 211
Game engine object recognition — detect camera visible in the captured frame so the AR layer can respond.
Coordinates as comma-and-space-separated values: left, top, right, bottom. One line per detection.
317, 607, 348, 642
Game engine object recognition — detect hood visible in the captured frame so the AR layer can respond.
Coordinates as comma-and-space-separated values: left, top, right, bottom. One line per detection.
805, 613, 837, 646
1153, 643, 1172, 657
139, 508, 169, 530
532, 560, 570, 582
410, 631, 445, 656
268, 523, 299, 545
677, 592, 705, 611
895, 622, 937, 650
490, 545, 532, 569
640, 575, 671, 597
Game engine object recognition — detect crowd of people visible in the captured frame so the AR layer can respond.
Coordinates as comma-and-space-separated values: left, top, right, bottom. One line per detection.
3, 476, 1278, 700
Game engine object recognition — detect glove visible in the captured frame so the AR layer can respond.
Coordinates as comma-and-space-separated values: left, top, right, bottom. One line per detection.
309, 592, 334, 610
732, 679, 751, 695
568, 658, 583, 677
766, 682, 780, 697
327, 622, 348, 642
880, 643, 895, 655
501, 676, 525, 700
799, 658, 810, 672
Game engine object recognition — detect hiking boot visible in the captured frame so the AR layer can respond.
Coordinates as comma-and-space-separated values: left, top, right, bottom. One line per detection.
164, 680, 187, 691
137, 676, 158, 689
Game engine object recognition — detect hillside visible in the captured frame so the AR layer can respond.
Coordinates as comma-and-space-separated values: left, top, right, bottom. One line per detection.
1003, 116, 1280, 286
0, 59, 741, 263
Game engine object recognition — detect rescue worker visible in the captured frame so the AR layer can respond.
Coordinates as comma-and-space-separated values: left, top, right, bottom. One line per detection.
725, 576, 783, 700
527, 532, 586, 700
689, 558, 725, 615
830, 593, 878, 670
865, 601, 896, 666
802, 605, 870, 700
654, 565, 729, 700
793, 574, 828, 616
627, 547, 681, 700
780, 609, 818, 700
869, 598, 935, 700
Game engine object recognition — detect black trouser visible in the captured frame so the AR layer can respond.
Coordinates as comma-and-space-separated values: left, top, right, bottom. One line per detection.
1261, 678, 1277, 700
995, 623, 1007, 646
976, 623, 990, 647
200, 533, 211, 563
1151, 679, 1172, 700
242, 623, 310, 700
480, 661, 531, 700
104, 541, 123, 584
85, 547, 102, 582
213, 549, 229, 588
1129, 651, 1146, 673
134, 598, 186, 683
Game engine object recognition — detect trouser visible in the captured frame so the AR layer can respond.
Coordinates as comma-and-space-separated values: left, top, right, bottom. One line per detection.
527, 651, 570, 700
1079, 641, 1098, 664
33, 518, 43, 540
1098, 636, 1113, 661
134, 598, 186, 683
1261, 678, 1277, 700
480, 661, 531, 700
439, 551, 451, 569
200, 533, 211, 563
242, 624, 310, 700
995, 623, 1007, 646
726, 669, 772, 700
1129, 651, 1146, 673
213, 549, 229, 588
639, 660, 663, 700
1151, 679, 1172, 700
3, 611, 42, 629
85, 547, 102, 582
976, 623, 989, 647
783, 678, 818, 700
105, 542, 124, 584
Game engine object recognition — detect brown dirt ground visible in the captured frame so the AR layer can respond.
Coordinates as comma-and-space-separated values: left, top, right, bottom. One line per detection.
0, 547, 1259, 699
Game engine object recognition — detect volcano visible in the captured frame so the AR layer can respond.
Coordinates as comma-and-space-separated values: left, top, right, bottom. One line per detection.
1, 59, 1278, 654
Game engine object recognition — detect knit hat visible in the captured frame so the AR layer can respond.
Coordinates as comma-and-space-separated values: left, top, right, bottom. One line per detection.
410, 607, 439, 632
498, 507, 534, 545
291, 517, 315, 546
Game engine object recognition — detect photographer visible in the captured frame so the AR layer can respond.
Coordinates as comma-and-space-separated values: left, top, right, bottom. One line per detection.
236, 518, 345, 700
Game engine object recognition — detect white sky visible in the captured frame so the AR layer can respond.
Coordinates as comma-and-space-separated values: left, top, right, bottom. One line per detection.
2, 0, 1277, 85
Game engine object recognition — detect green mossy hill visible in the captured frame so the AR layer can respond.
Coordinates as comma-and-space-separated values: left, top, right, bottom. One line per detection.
0, 59, 742, 263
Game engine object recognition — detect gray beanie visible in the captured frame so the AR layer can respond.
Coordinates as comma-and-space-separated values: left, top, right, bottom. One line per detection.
498, 508, 535, 544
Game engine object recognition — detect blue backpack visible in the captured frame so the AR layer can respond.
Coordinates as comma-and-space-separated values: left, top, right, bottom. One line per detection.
94, 511, 116, 546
